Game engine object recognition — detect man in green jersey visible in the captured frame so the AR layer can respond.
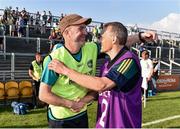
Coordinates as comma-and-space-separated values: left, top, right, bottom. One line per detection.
39, 14, 157, 128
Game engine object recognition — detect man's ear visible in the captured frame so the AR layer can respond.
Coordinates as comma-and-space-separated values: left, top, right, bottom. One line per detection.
63, 27, 71, 36
63, 29, 68, 35
112, 36, 117, 44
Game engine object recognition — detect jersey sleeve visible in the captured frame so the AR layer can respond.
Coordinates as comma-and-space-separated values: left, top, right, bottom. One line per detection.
105, 58, 140, 92
41, 56, 59, 86
29, 63, 33, 70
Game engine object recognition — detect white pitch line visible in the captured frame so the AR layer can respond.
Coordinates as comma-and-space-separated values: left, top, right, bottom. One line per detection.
142, 115, 180, 126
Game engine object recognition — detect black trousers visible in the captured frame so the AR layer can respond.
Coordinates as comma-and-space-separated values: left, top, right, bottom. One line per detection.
33, 80, 40, 107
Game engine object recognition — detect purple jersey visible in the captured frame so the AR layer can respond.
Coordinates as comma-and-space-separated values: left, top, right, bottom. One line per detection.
96, 50, 142, 128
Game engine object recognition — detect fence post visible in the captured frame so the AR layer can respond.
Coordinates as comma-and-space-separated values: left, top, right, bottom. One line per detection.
26, 25, 29, 37
3, 35, 6, 60
169, 47, 175, 61
156, 46, 161, 72
26, 25, 29, 43
11, 53, 15, 80
156, 46, 161, 59
169, 60, 172, 75
37, 38, 40, 53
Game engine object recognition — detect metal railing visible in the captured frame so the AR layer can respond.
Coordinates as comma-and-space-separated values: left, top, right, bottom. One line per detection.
0, 53, 35, 81
154, 46, 180, 75
0, 35, 63, 54
0, 70, 31, 81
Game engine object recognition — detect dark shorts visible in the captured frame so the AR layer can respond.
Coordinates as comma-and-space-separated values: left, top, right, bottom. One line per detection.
48, 111, 89, 128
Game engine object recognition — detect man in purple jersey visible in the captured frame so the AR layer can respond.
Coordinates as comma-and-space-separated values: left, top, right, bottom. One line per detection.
48, 22, 157, 128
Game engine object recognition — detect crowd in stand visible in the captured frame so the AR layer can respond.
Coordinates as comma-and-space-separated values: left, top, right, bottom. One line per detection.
0, 6, 64, 37
0, 6, 152, 49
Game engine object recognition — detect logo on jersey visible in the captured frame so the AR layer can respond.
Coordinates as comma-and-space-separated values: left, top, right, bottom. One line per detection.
87, 59, 93, 68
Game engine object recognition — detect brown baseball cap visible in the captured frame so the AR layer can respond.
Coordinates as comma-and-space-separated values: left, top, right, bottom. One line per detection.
59, 14, 92, 34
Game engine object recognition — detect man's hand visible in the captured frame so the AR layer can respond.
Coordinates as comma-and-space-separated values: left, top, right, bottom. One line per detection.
48, 59, 69, 75
32, 76, 39, 81
141, 31, 158, 42
70, 100, 86, 112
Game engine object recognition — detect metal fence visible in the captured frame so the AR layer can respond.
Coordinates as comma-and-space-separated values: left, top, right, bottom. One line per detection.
1, 45, 180, 82
0, 53, 35, 81
0, 35, 62, 54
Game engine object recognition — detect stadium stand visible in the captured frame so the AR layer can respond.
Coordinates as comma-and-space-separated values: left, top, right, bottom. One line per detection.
0, 7, 180, 94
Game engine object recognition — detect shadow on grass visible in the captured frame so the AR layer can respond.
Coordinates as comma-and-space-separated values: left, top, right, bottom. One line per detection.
147, 96, 180, 102
1, 124, 48, 128
0, 106, 11, 113
0, 106, 46, 114
169, 126, 180, 128
28, 107, 47, 115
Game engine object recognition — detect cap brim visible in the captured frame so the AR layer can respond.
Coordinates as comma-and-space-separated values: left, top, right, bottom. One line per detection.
72, 18, 92, 26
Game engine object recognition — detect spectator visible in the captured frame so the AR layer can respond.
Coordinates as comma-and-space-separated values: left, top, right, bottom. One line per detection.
152, 58, 160, 95
30, 15, 34, 25
29, 52, 43, 108
16, 15, 24, 37
40, 24, 46, 34
140, 50, 153, 98
133, 24, 139, 33
41, 10, 47, 26
8, 16, 16, 36
15, 7, 19, 16
49, 28, 57, 43
59, 13, 64, 21
35, 11, 41, 23
138, 42, 145, 52
47, 11, 52, 26
98, 23, 103, 34
92, 25, 98, 42
22, 8, 26, 13
35, 11, 41, 33
0, 18, 5, 51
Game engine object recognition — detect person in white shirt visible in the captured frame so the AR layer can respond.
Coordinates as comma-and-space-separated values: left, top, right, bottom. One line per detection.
140, 50, 153, 98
